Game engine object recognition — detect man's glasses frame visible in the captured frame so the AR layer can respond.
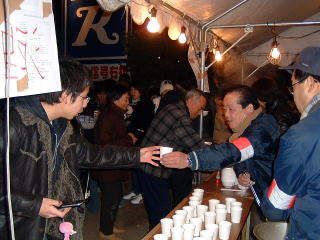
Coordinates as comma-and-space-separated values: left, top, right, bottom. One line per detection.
288, 77, 307, 94
79, 95, 91, 103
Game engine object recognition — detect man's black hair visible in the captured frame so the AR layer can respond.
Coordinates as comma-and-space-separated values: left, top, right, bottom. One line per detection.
224, 85, 260, 110
107, 84, 129, 104
39, 57, 92, 104
293, 69, 320, 83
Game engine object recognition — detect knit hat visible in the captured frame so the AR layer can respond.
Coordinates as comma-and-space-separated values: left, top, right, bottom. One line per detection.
160, 80, 174, 95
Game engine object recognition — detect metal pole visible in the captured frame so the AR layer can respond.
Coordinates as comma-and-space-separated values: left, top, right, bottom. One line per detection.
202, 0, 250, 29
205, 31, 251, 71
244, 59, 269, 82
159, 0, 199, 27
207, 21, 320, 30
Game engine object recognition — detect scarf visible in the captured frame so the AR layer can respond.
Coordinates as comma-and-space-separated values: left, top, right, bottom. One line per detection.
229, 106, 262, 142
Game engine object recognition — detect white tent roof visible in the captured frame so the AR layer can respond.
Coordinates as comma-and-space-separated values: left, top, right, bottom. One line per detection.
164, 0, 319, 50
100, 0, 320, 84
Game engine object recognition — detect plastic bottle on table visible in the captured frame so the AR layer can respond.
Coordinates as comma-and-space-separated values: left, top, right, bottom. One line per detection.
216, 170, 221, 184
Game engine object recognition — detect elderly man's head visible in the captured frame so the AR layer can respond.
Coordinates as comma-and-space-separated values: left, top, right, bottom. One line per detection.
185, 89, 207, 119
223, 85, 260, 130
284, 47, 320, 113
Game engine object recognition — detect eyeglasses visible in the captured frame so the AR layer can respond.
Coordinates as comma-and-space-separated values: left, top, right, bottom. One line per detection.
288, 77, 307, 94
79, 95, 91, 103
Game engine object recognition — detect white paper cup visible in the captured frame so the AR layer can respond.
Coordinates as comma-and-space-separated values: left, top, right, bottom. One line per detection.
183, 206, 195, 222
173, 214, 185, 228
193, 189, 204, 200
231, 201, 242, 208
196, 205, 208, 221
208, 199, 220, 212
225, 197, 236, 213
193, 188, 204, 194
171, 226, 184, 240
160, 218, 173, 237
204, 211, 216, 225
192, 192, 204, 203
189, 200, 200, 216
182, 223, 195, 240
175, 209, 187, 223
219, 221, 232, 240
216, 208, 227, 224
190, 217, 202, 237
231, 206, 243, 223
193, 237, 206, 240
153, 233, 168, 240
189, 195, 202, 204
160, 146, 173, 158
215, 203, 226, 210
200, 229, 214, 240
205, 223, 219, 240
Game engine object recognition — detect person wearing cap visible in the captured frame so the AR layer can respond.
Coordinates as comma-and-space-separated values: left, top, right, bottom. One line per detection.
260, 46, 320, 239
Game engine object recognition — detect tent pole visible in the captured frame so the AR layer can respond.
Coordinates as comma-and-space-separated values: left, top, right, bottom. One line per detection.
206, 21, 320, 31
205, 31, 251, 71
158, 0, 199, 27
244, 59, 269, 82
195, 30, 207, 186
202, 0, 249, 30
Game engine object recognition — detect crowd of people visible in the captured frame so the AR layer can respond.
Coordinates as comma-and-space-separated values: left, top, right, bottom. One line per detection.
1, 46, 320, 240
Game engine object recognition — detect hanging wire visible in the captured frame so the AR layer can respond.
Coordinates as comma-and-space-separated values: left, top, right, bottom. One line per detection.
278, 29, 320, 39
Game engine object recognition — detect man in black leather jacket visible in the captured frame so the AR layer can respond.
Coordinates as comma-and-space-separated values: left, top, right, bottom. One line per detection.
0, 58, 159, 240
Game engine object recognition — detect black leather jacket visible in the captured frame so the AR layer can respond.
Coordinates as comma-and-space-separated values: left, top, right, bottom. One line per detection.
0, 97, 140, 240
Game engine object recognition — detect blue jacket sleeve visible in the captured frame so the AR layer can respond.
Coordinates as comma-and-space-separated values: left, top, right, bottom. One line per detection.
188, 118, 274, 171
261, 187, 291, 221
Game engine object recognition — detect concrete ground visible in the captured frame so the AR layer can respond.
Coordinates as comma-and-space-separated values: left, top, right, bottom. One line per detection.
83, 181, 149, 240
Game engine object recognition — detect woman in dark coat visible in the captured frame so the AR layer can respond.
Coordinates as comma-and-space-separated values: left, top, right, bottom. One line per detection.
93, 85, 136, 240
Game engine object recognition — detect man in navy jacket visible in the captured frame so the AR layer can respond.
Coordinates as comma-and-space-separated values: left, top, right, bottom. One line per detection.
260, 47, 320, 239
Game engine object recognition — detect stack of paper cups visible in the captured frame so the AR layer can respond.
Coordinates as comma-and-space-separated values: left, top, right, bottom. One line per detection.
231, 206, 243, 223
171, 227, 184, 240
182, 223, 195, 240
153, 233, 168, 240
219, 221, 232, 240
160, 218, 173, 237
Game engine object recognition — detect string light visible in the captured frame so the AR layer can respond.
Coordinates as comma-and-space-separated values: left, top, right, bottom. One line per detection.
212, 38, 222, 62
270, 40, 280, 59
268, 35, 281, 65
215, 49, 222, 61
178, 26, 187, 44
147, 8, 160, 33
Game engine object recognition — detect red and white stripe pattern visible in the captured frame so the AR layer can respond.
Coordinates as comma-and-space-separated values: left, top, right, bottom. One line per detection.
231, 137, 254, 162
268, 179, 296, 210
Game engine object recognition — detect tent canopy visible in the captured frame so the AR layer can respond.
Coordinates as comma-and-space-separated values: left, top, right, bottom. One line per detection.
99, 0, 320, 83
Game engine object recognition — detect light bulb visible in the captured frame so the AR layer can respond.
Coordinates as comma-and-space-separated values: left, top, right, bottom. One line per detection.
178, 32, 187, 44
270, 47, 280, 59
215, 50, 222, 61
147, 17, 160, 33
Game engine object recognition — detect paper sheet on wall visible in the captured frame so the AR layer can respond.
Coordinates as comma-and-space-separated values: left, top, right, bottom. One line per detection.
0, 0, 61, 99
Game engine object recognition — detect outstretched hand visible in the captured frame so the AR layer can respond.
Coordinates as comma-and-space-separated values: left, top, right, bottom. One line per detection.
160, 152, 189, 169
140, 146, 161, 166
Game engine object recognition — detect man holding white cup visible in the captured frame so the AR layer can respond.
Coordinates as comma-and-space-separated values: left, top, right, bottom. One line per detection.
138, 89, 208, 229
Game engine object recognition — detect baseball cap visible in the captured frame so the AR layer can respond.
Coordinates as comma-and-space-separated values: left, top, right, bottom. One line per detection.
282, 47, 320, 76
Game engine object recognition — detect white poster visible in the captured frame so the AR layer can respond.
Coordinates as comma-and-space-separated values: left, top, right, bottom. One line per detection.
0, 0, 61, 99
